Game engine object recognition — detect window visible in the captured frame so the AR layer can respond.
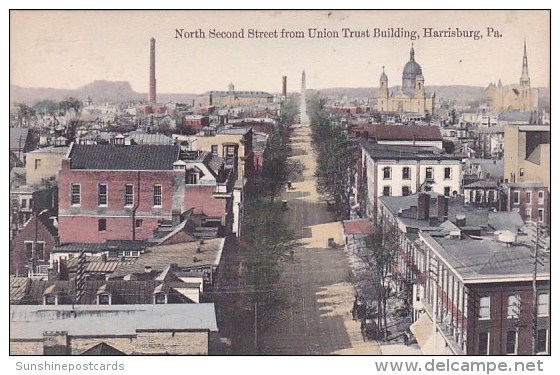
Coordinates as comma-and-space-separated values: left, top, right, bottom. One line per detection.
478, 332, 489, 355
71, 183, 81, 205
538, 191, 545, 204
135, 219, 143, 228
525, 208, 532, 221
382, 186, 391, 196
211, 145, 218, 156
402, 167, 411, 180
506, 331, 518, 354
444, 167, 451, 180
488, 190, 495, 203
537, 329, 548, 354
187, 173, 199, 184
513, 191, 520, 205
383, 166, 392, 180
21, 199, 27, 208
44, 294, 58, 305
526, 191, 532, 204
98, 293, 111, 305
507, 294, 520, 319
479, 296, 490, 319
34, 159, 41, 170
36, 242, 45, 261
153, 185, 162, 206
154, 292, 167, 304
537, 293, 549, 317
538, 209, 544, 223
29, 199, 33, 209
444, 187, 451, 197
98, 219, 106, 232
98, 184, 108, 206
402, 186, 411, 196
124, 184, 134, 206
224, 145, 236, 157
25, 242, 33, 261
519, 168, 525, 178
425, 167, 433, 180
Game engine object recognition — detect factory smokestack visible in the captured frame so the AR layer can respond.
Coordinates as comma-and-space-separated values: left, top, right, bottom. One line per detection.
282, 76, 287, 101
149, 38, 156, 104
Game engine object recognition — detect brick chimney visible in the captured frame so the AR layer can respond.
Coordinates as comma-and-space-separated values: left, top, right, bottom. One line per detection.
417, 192, 430, 221
437, 195, 449, 222
149, 38, 156, 104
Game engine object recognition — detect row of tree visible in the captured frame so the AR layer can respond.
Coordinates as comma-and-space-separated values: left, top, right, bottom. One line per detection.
308, 94, 400, 339
308, 94, 357, 220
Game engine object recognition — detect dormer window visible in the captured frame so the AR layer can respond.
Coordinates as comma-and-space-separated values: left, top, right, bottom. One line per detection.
43, 294, 58, 305
154, 292, 168, 304
97, 293, 112, 305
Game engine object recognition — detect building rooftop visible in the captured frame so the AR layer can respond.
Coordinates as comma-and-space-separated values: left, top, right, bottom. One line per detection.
128, 132, 174, 146
10, 128, 30, 150
53, 240, 149, 254
110, 238, 224, 279
10, 303, 218, 340
422, 233, 550, 283
360, 141, 461, 161
69, 144, 180, 170
203, 90, 273, 98
353, 124, 442, 141
27, 145, 70, 155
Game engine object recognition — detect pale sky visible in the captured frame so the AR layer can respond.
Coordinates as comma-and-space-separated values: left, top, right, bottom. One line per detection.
10, 10, 550, 94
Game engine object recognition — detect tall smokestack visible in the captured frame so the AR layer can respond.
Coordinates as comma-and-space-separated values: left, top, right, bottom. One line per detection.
282, 76, 287, 101
149, 38, 156, 104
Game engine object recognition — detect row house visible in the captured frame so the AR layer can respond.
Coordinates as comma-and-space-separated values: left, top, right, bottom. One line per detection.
503, 182, 549, 226
414, 233, 550, 355
377, 193, 549, 355
357, 140, 462, 218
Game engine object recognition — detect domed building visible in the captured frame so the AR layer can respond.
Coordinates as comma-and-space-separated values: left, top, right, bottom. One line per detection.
377, 45, 435, 116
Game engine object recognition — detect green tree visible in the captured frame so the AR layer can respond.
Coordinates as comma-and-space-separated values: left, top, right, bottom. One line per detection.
308, 94, 356, 220
353, 217, 398, 339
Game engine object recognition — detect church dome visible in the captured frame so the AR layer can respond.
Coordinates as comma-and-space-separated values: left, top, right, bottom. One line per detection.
402, 45, 423, 91
402, 59, 423, 79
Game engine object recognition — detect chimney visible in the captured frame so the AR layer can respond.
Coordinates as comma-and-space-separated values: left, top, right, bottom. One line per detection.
417, 193, 430, 221
144, 265, 152, 274
101, 254, 107, 263
149, 38, 156, 104
455, 213, 466, 227
437, 195, 449, 222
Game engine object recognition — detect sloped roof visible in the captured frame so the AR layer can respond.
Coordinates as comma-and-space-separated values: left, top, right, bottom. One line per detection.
355, 124, 442, 141
343, 219, 373, 235
426, 235, 549, 282
69, 144, 180, 170
109, 238, 224, 279
81, 342, 125, 356
10, 128, 30, 150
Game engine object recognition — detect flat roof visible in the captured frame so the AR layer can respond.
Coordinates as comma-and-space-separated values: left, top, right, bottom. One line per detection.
10, 304, 218, 339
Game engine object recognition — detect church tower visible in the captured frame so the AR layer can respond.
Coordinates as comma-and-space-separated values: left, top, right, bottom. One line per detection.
519, 41, 532, 111
378, 66, 388, 111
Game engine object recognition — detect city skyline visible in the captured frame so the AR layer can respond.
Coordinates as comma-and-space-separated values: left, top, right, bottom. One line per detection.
10, 10, 550, 95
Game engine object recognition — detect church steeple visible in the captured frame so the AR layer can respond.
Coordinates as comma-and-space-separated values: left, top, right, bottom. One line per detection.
410, 43, 415, 61
520, 40, 530, 87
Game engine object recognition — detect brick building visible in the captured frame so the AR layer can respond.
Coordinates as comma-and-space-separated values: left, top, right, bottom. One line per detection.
503, 182, 549, 226
10, 304, 218, 355
184, 115, 210, 133
58, 144, 183, 244
10, 211, 58, 277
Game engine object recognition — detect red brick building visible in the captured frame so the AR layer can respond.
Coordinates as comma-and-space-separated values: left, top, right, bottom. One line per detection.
11, 211, 58, 277
503, 182, 549, 226
184, 115, 210, 133
58, 144, 184, 244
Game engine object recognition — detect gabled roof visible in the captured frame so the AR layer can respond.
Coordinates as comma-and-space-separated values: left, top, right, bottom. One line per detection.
10, 128, 30, 150
81, 342, 125, 356
69, 144, 180, 170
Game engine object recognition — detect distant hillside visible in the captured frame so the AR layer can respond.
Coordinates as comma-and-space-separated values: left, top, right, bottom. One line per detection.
10, 80, 199, 105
